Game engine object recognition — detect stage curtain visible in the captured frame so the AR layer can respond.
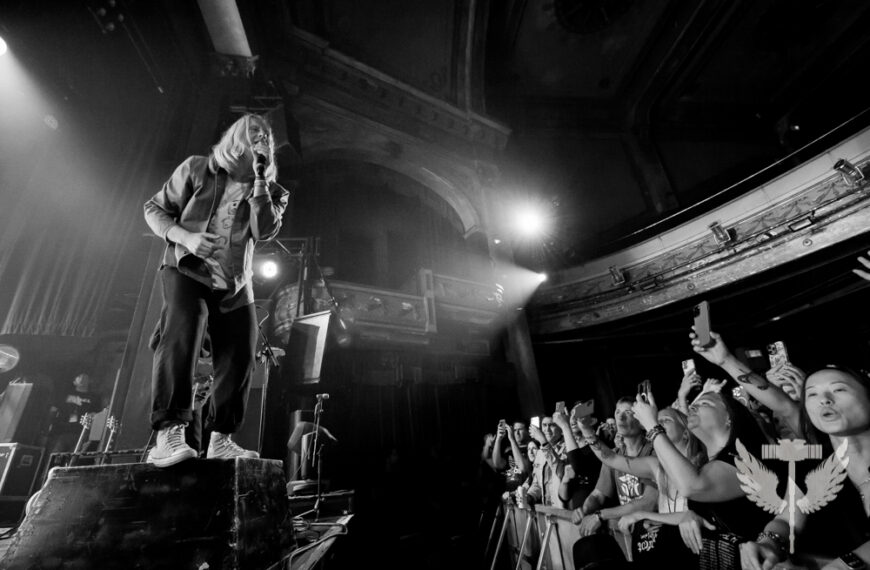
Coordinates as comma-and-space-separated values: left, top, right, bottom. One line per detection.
0, 105, 174, 337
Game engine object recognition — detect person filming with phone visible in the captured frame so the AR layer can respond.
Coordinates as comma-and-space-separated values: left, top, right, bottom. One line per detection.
570, 395, 658, 568
526, 415, 566, 507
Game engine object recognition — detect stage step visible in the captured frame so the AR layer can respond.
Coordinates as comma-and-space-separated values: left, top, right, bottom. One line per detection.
0, 458, 293, 570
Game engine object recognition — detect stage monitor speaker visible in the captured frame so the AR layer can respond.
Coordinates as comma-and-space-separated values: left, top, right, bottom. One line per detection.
286, 310, 331, 383
0, 443, 44, 525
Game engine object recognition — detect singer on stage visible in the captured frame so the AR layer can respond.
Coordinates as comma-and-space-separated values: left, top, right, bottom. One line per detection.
143, 114, 290, 467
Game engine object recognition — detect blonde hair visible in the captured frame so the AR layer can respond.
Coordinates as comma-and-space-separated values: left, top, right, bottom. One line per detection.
659, 407, 707, 467
209, 114, 277, 182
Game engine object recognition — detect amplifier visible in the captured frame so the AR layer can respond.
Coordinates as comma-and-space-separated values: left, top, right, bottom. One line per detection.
0, 443, 44, 525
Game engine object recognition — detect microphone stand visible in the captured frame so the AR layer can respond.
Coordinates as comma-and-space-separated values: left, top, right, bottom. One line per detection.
312, 395, 326, 519
294, 396, 327, 521
254, 311, 279, 456
255, 313, 280, 368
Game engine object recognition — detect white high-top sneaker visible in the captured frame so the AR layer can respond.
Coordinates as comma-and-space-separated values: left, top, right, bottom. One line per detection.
207, 432, 260, 460
146, 423, 197, 467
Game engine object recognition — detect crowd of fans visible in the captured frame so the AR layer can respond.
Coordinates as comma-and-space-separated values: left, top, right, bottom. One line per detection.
478, 261, 870, 570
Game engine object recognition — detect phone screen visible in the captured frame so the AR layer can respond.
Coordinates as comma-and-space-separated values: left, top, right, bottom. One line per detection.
682, 359, 696, 375
767, 341, 789, 368
531, 416, 540, 428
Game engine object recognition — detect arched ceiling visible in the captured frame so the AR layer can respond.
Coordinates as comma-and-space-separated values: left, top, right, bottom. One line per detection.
5, 0, 870, 270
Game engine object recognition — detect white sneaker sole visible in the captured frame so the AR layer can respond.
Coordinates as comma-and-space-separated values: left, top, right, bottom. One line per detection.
147, 448, 198, 467
206, 451, 260, 460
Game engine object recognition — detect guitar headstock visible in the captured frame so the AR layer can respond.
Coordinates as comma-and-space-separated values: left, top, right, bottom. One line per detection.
80, 413, 93, 428
106, 416, 119, 432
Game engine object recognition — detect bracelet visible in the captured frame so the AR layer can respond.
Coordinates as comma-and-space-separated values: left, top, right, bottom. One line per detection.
645, 424, 666, 443
585, 436, 601, 449
838, 552, 868, 570
756, 531, 787, 553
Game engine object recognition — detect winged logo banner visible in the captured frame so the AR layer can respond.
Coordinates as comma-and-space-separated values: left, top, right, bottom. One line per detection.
735, 438, 849, 554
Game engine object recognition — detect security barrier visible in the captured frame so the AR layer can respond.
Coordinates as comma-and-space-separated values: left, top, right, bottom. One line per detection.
488, 500, 631, 570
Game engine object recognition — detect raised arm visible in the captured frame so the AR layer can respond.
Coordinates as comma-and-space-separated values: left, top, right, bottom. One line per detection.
492, 420, 508, 470
481, 433, 497, 471
691, 330, 801, 436
505, 423, 530, 477
673, 370, 702, 415
633, 390, 744, 502
577, 419, 658, 481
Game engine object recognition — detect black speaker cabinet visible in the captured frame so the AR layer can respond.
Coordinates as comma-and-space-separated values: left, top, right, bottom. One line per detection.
0, 444, 44, 525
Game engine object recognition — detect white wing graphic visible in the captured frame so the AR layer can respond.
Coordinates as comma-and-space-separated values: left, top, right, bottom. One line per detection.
797, 439, 849, 514
735, 439, 786, 514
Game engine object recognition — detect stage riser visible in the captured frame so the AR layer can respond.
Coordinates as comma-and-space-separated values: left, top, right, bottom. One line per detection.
0, 458, 293, 570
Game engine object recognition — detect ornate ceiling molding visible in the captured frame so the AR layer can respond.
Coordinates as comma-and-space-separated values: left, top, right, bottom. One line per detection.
529, 127, 870, 334
288, 27, 511, 156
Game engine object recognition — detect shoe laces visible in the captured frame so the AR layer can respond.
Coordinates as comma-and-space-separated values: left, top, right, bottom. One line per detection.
162, 424, 188, 450
214, 433, 245, 453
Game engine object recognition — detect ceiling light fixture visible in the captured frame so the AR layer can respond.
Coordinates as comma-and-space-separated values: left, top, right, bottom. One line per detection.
608, 266, 625, 286
709, 221, 733, 245
833, 159, 865, 186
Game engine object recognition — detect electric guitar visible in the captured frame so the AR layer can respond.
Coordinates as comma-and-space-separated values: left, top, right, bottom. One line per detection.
99, 416, 120, 465
71, 413, 93, 466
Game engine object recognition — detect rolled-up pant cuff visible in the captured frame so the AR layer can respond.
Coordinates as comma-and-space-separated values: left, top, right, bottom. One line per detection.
151, 408, 195, 430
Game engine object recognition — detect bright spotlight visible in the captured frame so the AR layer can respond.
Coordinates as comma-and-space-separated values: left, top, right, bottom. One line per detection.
537, 273, 548, 283
0, 36, 7, 57
259, 259, 279, 279
514, 206, 548, 238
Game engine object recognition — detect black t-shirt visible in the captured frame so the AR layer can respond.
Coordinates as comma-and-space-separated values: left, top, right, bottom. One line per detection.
788, 452, 870, 558
54, 389, 101, 433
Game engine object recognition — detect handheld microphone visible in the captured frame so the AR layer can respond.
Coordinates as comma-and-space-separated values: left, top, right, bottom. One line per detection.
316, 393, 329, 400
254, 152, 267, 178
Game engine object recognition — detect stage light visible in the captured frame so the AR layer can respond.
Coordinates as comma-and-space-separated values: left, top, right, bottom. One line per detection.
513, 205, 548, 239
536, 273, 548, 283
260, 259, 279, 279
0, 36, 7, 57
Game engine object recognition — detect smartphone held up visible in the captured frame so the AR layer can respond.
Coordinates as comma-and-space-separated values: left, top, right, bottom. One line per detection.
681, 359, 696, 375
767, 341, 789, 368
693, 301, 714, 348
571, 400, 595, 419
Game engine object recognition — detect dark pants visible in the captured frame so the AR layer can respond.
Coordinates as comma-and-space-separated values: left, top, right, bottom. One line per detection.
151, 267, 257, 434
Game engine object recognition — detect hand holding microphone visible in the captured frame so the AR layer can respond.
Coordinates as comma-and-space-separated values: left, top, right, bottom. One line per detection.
253, 151, 267, 180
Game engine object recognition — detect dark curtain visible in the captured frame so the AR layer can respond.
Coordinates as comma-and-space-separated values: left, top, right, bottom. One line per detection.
0, 102, 176, 338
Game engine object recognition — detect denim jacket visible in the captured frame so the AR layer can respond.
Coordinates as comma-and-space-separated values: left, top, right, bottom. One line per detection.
144, 155, 290, 308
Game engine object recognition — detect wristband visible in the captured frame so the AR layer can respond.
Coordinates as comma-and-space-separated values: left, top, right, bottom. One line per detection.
756, 531, 786, 554
645, 424, 666, 443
